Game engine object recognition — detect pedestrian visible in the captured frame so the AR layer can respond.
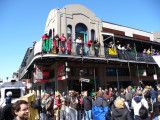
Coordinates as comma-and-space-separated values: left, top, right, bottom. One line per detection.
12, 100, 29, 120
82, 91, 92, 120
112, 97, 132, 120
0, 92, 14, 120
125, 86, 133, 107
153, 95, 160, 119
92, 91, 110, 120
132, 90, 150, 120
150, 87, 157, 103
41, 95, 47, 120
54, 91, 62, 120
46, 94, 54, 120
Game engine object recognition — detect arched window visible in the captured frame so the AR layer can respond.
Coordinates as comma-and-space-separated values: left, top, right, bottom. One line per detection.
67, 25, 72, 39
91, 29, 95, 41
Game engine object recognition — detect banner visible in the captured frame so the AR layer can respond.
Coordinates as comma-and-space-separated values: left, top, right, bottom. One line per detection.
34, 65, 49, 82
108, 48, 117, 55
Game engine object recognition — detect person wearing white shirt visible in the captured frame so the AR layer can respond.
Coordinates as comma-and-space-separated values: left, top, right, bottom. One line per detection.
75, 37, 82, 55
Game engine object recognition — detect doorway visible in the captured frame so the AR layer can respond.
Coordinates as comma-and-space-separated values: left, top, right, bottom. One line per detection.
75, 23, 88, 54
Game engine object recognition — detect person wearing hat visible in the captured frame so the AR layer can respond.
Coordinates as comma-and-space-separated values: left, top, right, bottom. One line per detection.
0, 92, 14, 120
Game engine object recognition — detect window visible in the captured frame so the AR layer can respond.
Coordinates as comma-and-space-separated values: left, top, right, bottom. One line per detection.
5, 89, 21, 98
67, 25, 72, 39
91, 29, 95, 41
106, 68, 130, 76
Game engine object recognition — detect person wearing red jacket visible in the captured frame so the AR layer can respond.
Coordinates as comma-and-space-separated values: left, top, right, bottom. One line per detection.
59, 33, 66, 54
67, 37, 71, 54
86, 40, 93, 56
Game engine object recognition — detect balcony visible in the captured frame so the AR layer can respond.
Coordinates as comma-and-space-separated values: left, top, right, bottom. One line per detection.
25, 40, 156, 67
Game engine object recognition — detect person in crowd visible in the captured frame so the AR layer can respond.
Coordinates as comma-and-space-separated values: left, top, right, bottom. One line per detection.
82, 91, 92, 120
113, 87, 119, 98
42, 32, 49, 52
92, 91, 110, 120
41, 94, 47, 120
86, 39, 93, 56
108, 87, 113, 97
125, 86, 133, 107
150, 87, 157, 103
12, 100, 29, 120
67, 37, 72, 54
54, 91, 62, 120
46, 94, 54, 120
30, 94, 42, 119
120, 88, 126, 99
67, 91, 79, 120
53, 34, 60, 54
94, 38, 100, 57
60, 33, 66, 54
0, 93, 14, 120
76, 37, 83, 55
60, 97, 70, 120
156, 84, 160, 95
132, 90, 150, 120
112, 97, 132, 120
153, 95, 160, 119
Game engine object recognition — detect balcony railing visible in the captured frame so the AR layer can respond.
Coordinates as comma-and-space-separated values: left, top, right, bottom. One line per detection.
25, 40, 156, 67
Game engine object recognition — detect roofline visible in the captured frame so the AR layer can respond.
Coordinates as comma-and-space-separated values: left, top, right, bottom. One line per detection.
102, 21, 152, 34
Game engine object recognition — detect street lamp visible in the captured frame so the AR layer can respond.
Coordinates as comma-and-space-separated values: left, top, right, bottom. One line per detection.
79, 70, 84, 92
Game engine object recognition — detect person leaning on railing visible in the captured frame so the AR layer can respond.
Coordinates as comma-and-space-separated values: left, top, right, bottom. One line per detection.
94, 38, 100, 57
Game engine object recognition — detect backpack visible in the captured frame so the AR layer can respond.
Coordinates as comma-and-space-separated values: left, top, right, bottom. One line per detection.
139, 102, 148, 119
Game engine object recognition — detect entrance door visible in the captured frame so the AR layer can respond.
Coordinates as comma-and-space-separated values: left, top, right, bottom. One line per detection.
76, 32, 88, 54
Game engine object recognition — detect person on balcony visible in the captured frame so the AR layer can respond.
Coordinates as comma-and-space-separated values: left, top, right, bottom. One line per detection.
53, 34, 60, 54
147, 48, 151, 54
86, 40, 93, 56
108, 41, 114, 48
117, 44, 122, 50
126, 44, 132, 51
42, 32, 49, 53
67, 37, 72, 54
76, 37, 83, 55
94, 38, 100, 57
60, 33, 66, 54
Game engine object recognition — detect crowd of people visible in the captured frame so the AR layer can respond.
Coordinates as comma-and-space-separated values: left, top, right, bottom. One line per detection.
1, 80, 160, 120
40, 32, 101, 57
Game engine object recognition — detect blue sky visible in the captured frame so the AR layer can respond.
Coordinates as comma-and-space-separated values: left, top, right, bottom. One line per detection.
0, 0, 160, 81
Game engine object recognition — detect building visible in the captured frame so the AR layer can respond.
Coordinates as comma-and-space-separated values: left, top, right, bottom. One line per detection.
19, 4, 160, 95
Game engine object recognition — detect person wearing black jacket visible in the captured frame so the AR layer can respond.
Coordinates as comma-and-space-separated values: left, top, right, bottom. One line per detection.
82, 91, 92, 120
0, 96, 14, 120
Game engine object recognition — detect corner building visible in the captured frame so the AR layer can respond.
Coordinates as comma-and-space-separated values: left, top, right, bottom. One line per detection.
19, 4, 160, 95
